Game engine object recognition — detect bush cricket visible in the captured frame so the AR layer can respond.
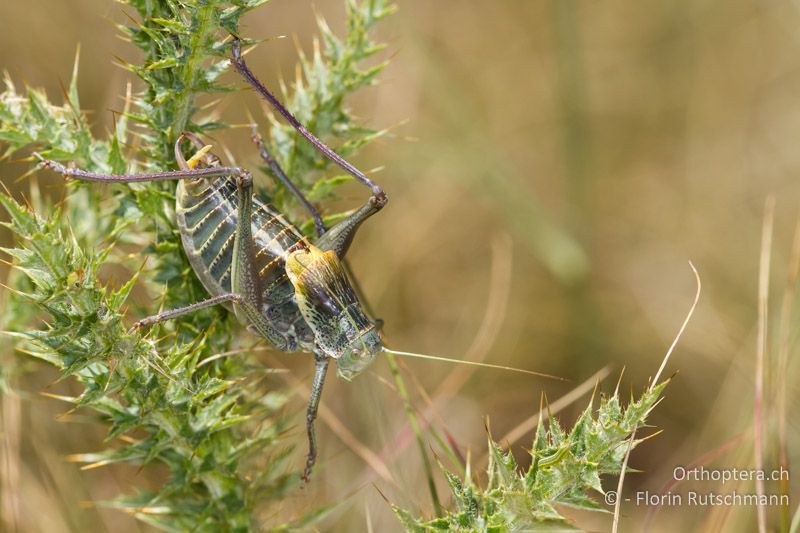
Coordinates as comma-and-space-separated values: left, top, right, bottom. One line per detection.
36, 37, 555, 482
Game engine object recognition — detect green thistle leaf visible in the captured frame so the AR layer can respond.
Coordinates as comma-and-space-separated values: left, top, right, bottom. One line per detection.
395, 381, 669, 531
1, 0, 394, 530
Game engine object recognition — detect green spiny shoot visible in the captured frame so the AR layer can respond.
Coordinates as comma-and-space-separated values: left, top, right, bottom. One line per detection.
0, 0, 394, 529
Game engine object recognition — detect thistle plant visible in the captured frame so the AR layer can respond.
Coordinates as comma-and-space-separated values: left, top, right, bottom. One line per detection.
0, 0, 393, 529
393, 382, 669, 531
1, 1, 674, 530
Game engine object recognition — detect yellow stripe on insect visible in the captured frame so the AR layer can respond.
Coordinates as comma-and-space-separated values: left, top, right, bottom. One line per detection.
186, 145, 214, 169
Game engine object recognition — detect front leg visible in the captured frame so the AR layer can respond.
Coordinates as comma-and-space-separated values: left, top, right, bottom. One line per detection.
250, 128, 326, 237
303, 352, 330, 482
133, 293, 242, 329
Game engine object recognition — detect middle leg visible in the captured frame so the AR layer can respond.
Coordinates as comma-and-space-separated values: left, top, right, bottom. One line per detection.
250, 128, 326, 237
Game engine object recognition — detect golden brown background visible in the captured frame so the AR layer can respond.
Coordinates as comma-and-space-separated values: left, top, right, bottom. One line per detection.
1, 0, 799, 531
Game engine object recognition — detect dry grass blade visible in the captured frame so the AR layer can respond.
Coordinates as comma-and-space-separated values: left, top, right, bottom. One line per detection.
652, 261, 701, 388
612, 261, 702, 533
775, 210, 800, 529
754, 195, 774, 533
0, 392, 21, 531
384, 353, 442, 514
432, 233, 513, 400
641, 431, 748, 532
351, 234, 515, 498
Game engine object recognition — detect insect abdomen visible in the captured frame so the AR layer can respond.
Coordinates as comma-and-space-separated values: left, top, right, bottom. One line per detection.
175, 176, 315, 351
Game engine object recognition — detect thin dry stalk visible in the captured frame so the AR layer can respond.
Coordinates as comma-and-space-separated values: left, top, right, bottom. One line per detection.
775, 211, 800, 530
641, 431, 748, 532
701, 439, 754, 532
432, 233, 513, 400
652, 262, 701, 387
612, 261, 701, 533
0, 392, 21, 532
385, 353, 442, 515
754, 195, 774, 533
352, 234, 513, 495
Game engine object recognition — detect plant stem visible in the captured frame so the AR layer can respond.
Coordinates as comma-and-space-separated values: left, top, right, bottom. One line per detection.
385, 353, 442, 515
172, 4, 215, 143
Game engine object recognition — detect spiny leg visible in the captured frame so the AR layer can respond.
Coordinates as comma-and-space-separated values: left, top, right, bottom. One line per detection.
314, 197, 383, 258
229, 168, 264, 315
230, 38, 388, 209
35, 154, 242, 184
303, 352, 330, 482
133, 293, 242, 329
35, 153, 261, 330
227, 165, 288, 336
40, 141, 271, 341
250, 128, 326, 237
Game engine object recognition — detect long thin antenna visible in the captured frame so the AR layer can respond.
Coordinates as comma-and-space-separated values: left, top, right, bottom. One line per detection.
383, 348, 565, 381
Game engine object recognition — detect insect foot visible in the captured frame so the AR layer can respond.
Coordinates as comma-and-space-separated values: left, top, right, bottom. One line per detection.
371, 190, 389, 208
32, 153, 69, 176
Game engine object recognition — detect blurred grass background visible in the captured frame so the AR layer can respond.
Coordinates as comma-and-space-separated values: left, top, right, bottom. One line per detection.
1, 0, 799, 531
